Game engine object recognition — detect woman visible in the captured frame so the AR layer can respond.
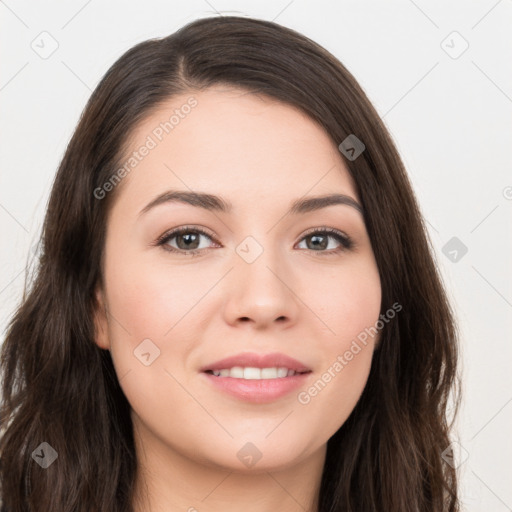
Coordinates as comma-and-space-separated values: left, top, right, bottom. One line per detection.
0, 15, 460, 512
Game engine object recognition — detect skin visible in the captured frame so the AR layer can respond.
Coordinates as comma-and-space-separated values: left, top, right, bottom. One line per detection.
94, 87, 382, 512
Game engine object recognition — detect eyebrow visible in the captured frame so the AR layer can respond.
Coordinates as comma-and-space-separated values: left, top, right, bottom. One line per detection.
139, 189, 363, 217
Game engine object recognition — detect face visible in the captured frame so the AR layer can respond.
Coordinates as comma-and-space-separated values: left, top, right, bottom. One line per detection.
94, 87, 382, 473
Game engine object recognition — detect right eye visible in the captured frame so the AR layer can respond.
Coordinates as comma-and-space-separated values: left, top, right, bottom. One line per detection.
155, 226, 220, 256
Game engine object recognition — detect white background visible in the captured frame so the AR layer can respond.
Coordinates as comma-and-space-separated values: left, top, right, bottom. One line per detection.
1, 1, 511, 510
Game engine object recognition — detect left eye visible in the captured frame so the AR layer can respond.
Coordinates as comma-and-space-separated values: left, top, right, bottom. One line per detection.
156, 226, 353, 256
158, 227, 217, 253
296, 230, 352, 252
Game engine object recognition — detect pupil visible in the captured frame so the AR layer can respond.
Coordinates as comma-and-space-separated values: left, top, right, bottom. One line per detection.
310, 234, 326, 250
179, 233, 199, 250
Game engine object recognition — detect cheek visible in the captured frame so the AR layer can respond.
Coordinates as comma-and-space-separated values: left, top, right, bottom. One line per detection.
294, 259, 380, 430
104, 246, 207, 340
102, 251, 204, 438
304, 258, 382, 340
295, 344, 373, 447
100, 244, 195, 392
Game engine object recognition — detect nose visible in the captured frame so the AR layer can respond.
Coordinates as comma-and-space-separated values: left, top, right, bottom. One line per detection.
222, 243, 301, 330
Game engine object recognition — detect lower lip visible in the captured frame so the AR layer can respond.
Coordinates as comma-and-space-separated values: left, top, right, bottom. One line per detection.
201, 372, 311, 403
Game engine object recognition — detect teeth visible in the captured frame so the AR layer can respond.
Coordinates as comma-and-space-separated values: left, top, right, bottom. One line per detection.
244, 367, 261, 379
230, 366, 244, 378
277, 367, 288, 378
261, 367, 277, 379
210, 367, 299, 379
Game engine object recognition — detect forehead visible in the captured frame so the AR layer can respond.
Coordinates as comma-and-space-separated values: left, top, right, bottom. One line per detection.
116, 87, 359, 211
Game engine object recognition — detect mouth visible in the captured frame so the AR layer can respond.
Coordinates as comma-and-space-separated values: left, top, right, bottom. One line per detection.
201, 368, 312, 403
203, 367, 311, 379
200, 351, 312, 375
199, 352, 313, 404
199, 352, 313, 403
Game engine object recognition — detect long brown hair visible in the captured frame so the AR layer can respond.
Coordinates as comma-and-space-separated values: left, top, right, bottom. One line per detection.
0, 15, 460, 511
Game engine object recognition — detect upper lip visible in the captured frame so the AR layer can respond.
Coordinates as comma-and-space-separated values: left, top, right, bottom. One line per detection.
200, 352, 312, 373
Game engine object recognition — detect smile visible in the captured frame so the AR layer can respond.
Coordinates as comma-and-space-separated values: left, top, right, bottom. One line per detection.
205, 367, 310, 379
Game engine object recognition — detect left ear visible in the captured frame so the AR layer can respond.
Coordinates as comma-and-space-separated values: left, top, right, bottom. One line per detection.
92, 286, 110, 351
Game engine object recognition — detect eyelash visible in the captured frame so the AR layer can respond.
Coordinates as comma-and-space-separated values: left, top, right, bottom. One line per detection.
154, 225, 354, 258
